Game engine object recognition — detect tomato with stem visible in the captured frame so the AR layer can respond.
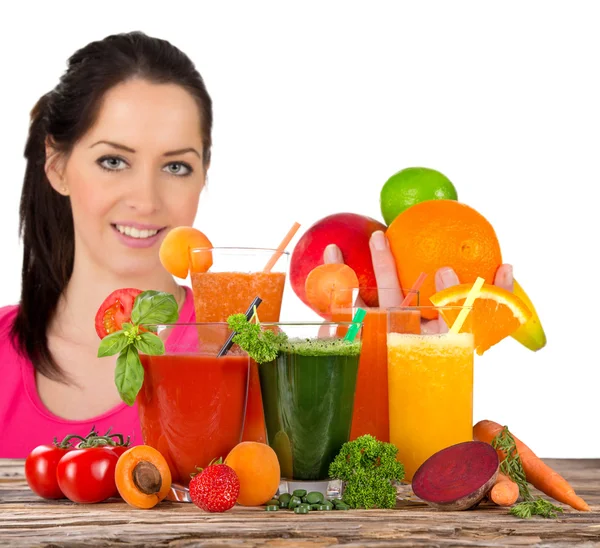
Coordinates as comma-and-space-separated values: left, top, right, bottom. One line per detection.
56, 447, 119, 503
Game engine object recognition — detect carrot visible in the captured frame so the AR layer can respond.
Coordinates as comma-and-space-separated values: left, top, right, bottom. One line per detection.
115, 445, 172, 509
490, 472, 519, 506
304, 263, 359, 315
474, 420, 590, 512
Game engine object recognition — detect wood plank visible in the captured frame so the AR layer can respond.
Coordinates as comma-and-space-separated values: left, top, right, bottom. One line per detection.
1, 459, 599, 547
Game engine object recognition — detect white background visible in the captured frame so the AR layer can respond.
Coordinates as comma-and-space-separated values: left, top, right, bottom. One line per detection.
1, 1, 598, 458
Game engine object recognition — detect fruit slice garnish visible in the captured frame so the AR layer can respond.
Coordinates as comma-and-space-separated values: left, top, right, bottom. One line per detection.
430, 283, 532, 355
94, 288, 142, 339
304, 263, 359, 316
159, 226, 213, 279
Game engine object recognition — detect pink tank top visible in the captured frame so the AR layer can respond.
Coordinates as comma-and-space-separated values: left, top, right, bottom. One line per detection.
0, 287, 196, 458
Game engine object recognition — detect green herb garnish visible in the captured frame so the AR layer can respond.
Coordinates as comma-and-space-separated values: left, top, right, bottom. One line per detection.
492, 426, 563, 520
226, 313, 287, 363
97, 290, 178, 406
328, 434, 405, 509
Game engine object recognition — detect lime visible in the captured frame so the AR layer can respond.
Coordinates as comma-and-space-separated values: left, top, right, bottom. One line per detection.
380, 167, 458, 226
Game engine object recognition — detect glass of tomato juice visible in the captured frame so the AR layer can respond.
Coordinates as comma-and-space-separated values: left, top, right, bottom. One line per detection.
189, 247, 288, 445
137, 323, 250, 500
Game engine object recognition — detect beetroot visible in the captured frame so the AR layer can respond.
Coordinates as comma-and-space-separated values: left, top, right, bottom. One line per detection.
412, 441, 499, 511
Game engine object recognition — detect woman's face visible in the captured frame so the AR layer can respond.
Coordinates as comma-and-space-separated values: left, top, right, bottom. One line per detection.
48, 78, 207, 279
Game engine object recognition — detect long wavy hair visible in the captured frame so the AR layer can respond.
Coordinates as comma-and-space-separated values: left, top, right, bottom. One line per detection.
11, 31, 213, 381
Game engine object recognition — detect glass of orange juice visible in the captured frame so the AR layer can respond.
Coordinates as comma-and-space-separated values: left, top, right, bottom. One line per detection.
330, 287, 419, 443
386, 306, 474, 481
189, 247, 288, 444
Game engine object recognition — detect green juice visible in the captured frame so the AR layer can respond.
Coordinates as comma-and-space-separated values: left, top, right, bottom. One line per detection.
258, 338, 361, 481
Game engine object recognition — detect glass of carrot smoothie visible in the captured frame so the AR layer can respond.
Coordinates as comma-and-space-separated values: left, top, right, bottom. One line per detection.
189, 247, 288, 444
330, 287, 420, 443
137, 323, 249, 498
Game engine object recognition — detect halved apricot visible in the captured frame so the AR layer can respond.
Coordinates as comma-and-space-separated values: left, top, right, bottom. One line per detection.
115, 445, 172, 509
159, 226, 213, 278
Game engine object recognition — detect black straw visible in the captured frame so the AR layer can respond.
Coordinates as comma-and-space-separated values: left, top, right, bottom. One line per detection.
217, 296, 263, 357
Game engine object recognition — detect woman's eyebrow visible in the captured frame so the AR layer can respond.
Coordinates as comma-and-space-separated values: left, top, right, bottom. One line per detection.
89, 140, 200, 158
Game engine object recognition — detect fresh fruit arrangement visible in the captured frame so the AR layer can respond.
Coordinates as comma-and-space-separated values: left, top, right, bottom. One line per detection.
290, 166, 546, 354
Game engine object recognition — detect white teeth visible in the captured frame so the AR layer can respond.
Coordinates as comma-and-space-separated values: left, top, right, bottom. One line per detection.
115, 225, 159, 239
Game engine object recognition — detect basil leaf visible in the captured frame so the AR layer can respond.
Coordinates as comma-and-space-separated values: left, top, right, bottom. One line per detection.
131, 290, 179, 326
114, 346, 144, 407
135, 332, 165, 356
97, 331, 129, 358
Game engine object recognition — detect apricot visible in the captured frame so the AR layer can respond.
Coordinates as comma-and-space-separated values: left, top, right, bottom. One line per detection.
159, 226, 213, 279
224, 442, 280, 506
290, 213, 386, 314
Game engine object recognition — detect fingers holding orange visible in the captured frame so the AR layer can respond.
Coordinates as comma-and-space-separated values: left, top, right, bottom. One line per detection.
159, 226, 213, 278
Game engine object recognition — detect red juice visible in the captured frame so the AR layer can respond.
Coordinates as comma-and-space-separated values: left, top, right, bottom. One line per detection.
138, 353, 249, 485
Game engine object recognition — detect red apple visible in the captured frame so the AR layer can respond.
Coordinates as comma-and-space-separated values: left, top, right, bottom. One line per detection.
290, 212, 387, 313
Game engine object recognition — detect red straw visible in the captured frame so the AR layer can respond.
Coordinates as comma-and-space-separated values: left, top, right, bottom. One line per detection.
263, 222, 301, 272
400, 272, 427, 306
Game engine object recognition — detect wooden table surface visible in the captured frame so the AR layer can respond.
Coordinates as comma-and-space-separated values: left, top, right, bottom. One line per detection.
1, 458, 599, 547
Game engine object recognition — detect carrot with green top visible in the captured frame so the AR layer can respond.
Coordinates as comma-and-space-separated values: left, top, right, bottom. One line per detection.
474, 420, 590, 512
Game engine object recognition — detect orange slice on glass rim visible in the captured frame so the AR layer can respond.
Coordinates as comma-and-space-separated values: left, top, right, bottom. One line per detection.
430, 283, 532, 355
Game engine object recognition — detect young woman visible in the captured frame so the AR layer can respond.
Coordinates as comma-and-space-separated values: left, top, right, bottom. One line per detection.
0, 31, 212, 456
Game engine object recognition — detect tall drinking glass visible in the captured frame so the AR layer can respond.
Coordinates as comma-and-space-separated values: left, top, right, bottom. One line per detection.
137, 323, 249, 501
257, 322, 362, 494
189, 247, 288, 443
330, 287, 419, 443
387, 306, 474, 481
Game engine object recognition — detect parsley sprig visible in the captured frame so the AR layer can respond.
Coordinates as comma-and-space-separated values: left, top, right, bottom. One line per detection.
226, 312, 288, 363
97, 290, 178, 406
492, 426, 563, 519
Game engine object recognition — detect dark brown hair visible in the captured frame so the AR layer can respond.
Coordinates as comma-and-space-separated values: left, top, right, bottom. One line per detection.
11, 31, 213, 381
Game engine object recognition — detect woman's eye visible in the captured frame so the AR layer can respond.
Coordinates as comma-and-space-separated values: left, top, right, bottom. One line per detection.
163, 162, 192, 176
97, 156, 127, 171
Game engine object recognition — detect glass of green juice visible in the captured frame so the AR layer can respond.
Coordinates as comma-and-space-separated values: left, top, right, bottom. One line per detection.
257, 322, 362, 496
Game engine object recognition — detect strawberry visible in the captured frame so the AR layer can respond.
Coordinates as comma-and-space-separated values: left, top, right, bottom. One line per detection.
189, 459, 240, 512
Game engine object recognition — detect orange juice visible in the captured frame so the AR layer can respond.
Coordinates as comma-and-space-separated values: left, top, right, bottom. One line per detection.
387, 331, 474, 481
190, 269, 286, 443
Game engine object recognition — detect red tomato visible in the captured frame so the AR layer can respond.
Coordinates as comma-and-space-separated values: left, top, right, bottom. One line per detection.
94, 288, 142, 339
56, 448, 119, 503
25, 444, 73, 499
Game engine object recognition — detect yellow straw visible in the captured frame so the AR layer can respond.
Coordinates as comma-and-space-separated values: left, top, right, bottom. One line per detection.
449, 276, 485, 334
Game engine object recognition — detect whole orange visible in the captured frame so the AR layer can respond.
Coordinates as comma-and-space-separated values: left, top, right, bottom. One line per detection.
385, 200, 502, 319
224, 442, 280, 506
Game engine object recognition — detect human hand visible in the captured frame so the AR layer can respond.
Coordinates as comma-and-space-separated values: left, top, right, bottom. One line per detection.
323, 230, 514, 333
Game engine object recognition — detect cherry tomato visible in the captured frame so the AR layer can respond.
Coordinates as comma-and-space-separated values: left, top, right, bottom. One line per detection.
25, 444, 73, 499
56, 447, 119, 503
94, 288, 142, 339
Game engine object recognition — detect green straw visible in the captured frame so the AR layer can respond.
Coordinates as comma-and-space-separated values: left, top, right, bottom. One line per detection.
343, 307, 366, 342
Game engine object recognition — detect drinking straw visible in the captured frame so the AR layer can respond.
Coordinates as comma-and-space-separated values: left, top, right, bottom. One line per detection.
263, 222, 301, 273
217, 296, 263, 357
448, 277, 485, 334
400, 272, 427, 307
343, 307, 367, 342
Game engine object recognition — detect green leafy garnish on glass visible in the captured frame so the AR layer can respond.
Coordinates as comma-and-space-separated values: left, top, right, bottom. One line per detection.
97, 290, 178, 406
226, 313, 288, 363
328, 434, 404, 509
492, 426, 563, 520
